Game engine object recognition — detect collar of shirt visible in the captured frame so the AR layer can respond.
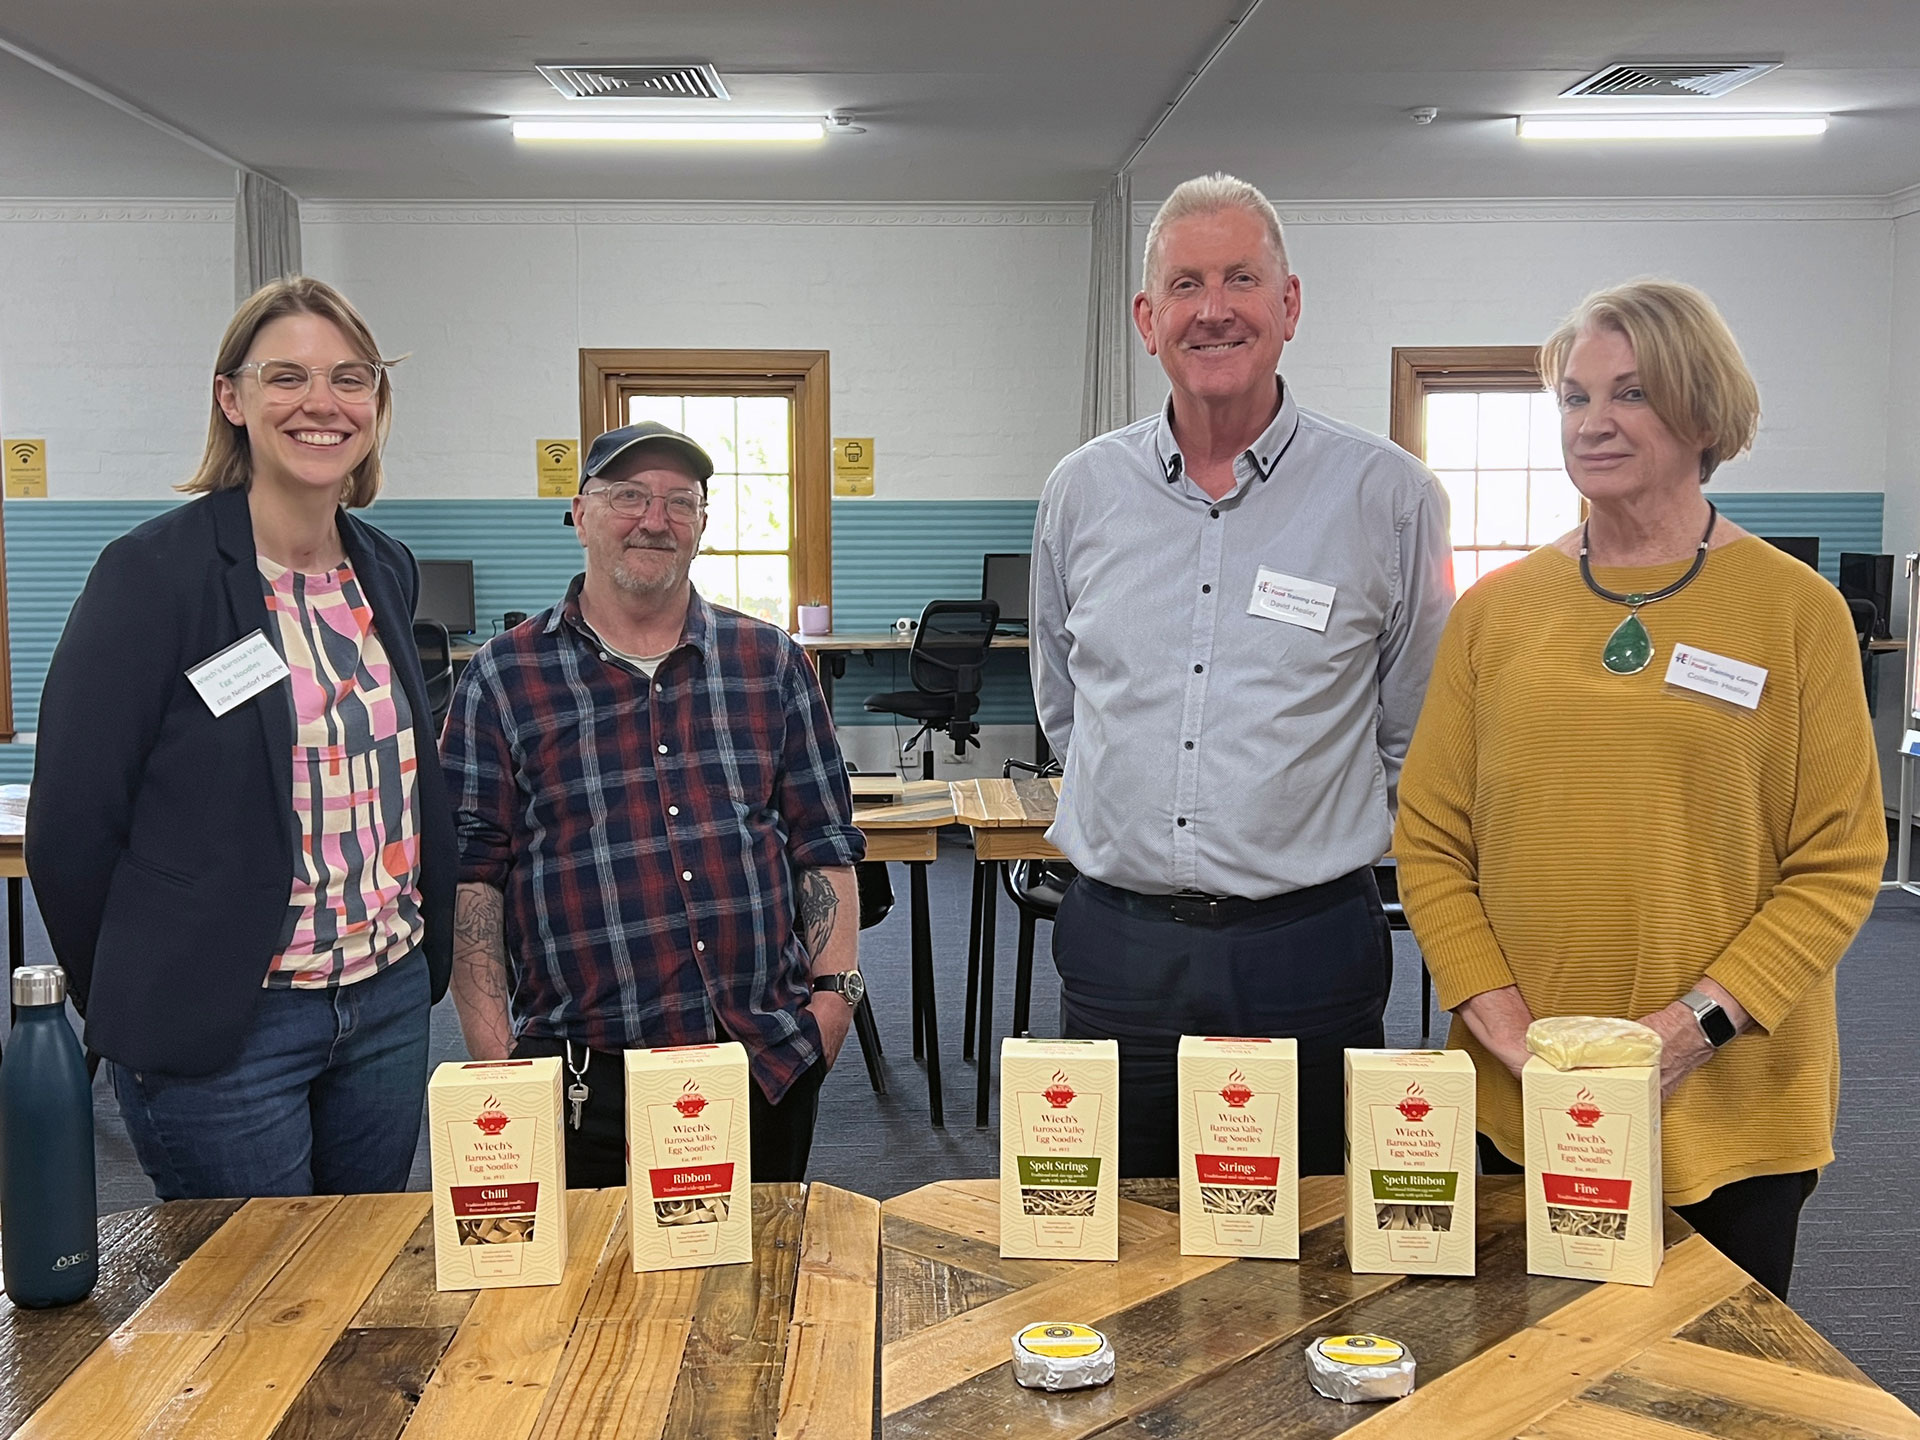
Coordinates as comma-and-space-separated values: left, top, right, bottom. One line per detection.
1153, 377, 1302, 502
545, 573, 717, 664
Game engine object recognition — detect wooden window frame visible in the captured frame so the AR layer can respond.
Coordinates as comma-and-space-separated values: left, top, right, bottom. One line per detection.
579, 348, 831, 631
1388, 346, 1544, 460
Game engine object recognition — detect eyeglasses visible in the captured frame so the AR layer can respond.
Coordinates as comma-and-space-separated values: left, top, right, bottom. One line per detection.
581, 482, 705, 523
227, 359, 384, 403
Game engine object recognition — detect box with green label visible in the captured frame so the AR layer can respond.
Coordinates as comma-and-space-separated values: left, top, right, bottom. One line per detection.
1178, 1035, 1299, 1258
1000, 1038, 1120, 1260
1344, 1048, 1476, 1275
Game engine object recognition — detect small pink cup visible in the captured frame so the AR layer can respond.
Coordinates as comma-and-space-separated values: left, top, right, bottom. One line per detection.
798, 604, 831, 635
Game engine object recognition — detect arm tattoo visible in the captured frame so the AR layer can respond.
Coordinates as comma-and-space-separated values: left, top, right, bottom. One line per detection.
795, 868, 840, 959
454, 884, 510, 999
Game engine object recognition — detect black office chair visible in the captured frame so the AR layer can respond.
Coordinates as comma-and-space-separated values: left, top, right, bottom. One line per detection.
413, 621, 454, 732
863, 600, 999, 779
1847, 597, 1880, 712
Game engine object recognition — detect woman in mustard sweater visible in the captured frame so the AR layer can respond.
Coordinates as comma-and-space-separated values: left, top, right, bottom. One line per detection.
1395, 278, 1884, 1298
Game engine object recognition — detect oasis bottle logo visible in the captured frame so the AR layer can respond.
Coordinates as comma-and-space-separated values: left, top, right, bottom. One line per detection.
473, 1095, 510, 1135
675, 1077, 709, 1119
1396, 1082, 1431, 1123
1043, 1071, 1076, 1108
1219, 1069, 1254, 1108
1566, 1087, 1604, 1129
52, 1249, 92, 1270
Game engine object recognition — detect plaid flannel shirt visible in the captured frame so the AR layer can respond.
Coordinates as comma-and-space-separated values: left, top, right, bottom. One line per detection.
443, 579, 864, 1101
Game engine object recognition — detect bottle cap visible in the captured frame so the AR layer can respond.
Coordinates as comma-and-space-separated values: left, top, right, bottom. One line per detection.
11, 966, 67, 1008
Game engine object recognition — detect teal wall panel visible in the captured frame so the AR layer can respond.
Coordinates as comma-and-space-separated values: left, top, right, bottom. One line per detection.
0, 491, 1880, 779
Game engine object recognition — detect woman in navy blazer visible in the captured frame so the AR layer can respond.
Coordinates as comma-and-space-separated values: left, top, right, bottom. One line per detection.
28, 277, 454, 1199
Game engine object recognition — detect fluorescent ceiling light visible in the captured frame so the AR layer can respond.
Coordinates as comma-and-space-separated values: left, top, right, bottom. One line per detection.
1518, 114, 1827, 141
513, 118, 825, 142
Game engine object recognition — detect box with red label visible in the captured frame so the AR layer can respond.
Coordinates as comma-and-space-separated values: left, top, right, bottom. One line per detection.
1000, 1038, 1120, 1260
1523, 1055, 1663, 1286
1177, 1036, 1298, 1258
428, 1057, 569, 1290
625, 1042, 753, 1272
1344, 1049, 1476, 1276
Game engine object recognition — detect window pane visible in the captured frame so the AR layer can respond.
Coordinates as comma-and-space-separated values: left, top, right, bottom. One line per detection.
682, 396, 738, 472
1477, 393, 1531, 469
1425, 393, 1477, 469
1452, 550, 1482, 590
1529, 390, 1562, 469
702, 475, 739, 551
737, 473, 790, 550
1434, 471, 1477, 546
627, 394, 683, 429
737, 396, 790, 474
736, 554, 791, 626
691, 553, 737, 610
1476, 471, 1528, 545
1529, 470, 1581, 543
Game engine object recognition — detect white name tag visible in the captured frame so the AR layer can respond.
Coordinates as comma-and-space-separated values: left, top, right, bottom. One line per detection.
186, 630, 290, 717
1247, 567, 1335, 632
1664, 643, 1767, 710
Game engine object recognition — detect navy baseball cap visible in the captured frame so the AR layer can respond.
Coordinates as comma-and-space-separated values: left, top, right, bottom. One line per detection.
565, 421, 714, 526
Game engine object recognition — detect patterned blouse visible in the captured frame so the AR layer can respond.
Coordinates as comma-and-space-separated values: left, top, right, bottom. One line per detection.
259, 557, 424, 988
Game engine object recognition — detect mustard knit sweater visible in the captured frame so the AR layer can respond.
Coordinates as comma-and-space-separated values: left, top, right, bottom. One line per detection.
1395, 537, 1884, 1206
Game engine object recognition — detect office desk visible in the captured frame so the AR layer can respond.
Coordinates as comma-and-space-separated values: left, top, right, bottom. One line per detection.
855, 780, 955, 1127
794, 631, 1030, 710
948, 778, 1063, 1128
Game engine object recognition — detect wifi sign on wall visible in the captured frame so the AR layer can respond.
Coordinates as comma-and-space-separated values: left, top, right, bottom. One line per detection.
2, 439, 46, 498
535, 438, 579, 498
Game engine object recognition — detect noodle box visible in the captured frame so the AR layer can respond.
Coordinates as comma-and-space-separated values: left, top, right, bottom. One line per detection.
1177, 1036, 1299, 1258
625, 1042, 753, 1272
1522, 1056, 1663, 1286
1000, 1038, 1120, 1260
429, 1058, 569, 1290
1345, 1049, 1476, 1276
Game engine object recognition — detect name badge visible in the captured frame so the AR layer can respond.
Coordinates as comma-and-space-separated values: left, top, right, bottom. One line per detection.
1664, 643, 1767, 710
1247, 567, 1335, 632
186, 630, 290, 717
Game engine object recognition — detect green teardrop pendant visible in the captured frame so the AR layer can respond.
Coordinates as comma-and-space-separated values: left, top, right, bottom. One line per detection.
1602, 608, 1653, 675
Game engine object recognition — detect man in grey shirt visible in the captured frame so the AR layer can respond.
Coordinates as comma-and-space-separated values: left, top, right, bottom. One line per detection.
1032, 173, 1452, 1177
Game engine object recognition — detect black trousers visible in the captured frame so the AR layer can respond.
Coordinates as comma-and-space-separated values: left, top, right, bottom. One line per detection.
510, 1034, 825, 1189
1052, 869, 1393, 1179
1477, 1135, 1817, 1299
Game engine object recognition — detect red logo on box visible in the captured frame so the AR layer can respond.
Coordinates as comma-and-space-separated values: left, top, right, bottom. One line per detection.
675, 1077, 709, 1118
649, 1163, 735, 1199
1043, 1070, 1076, 1108
1566, 1086, 1603, 1128
474, 1096, 510, 1135
1219, 1068, 1253, 1108
1396, 1082, 1431, 1123
1541, 1172, 1631, 1210
1195, 1153, 1280, 1186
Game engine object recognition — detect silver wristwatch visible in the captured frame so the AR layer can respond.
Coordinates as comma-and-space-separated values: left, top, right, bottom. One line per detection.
1680, 988, 1737, 1049
811, 969, 867, 1008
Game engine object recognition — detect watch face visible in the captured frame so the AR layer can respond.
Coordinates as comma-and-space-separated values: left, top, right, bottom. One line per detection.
1699, 1005, 1737, 1048
841, 970, 866, 1008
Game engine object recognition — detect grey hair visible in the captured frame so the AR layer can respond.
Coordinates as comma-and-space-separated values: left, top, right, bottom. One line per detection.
1142, 172, 1289, 291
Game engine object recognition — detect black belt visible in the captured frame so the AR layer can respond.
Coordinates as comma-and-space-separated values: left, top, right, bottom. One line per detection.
1080, 869, 1371, 927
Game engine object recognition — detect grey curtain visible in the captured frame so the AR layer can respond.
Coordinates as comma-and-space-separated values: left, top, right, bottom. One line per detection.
1079, 171, 1134, 443
234, 171, 302, 302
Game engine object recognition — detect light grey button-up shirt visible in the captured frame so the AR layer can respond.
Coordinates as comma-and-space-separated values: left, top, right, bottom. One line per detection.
1031, 382, 1453, 899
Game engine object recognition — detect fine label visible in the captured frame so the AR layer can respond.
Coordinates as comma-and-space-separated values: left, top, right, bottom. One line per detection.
1664, 643, 1766, 710
186, 630, 289, 717
1247, 567, 1335, 632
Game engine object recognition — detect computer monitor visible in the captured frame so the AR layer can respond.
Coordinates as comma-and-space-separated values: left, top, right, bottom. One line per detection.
1839, 552, 1894, 640
415, 559, 476, 635
982, 552, 1031, 629
1761, 536, 1820, 571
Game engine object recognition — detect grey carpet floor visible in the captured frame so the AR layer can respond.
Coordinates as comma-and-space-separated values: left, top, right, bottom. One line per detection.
14, 831, 1916, 1405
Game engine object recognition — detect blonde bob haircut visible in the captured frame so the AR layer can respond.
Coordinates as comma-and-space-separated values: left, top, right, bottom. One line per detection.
1539, 278, 1760, 484
182, 275, 398, 508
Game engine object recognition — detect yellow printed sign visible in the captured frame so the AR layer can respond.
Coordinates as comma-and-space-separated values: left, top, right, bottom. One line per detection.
833, 436, 875, 497
535, 438, 580, 498
3, 438, 47, 498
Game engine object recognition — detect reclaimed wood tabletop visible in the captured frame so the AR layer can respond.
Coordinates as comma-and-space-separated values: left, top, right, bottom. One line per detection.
880, 1174, 1919, 1439
0, 1182, 879, 1440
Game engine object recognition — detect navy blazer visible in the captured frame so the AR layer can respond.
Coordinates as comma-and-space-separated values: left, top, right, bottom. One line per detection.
26, 487, 455, 1075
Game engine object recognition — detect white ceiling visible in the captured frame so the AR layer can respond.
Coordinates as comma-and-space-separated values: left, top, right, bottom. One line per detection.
3, 0, 1919, 203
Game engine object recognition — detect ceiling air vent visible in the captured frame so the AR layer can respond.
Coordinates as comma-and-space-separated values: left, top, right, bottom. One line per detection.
536, 63, 730, 101
1561, 61, 1780, 100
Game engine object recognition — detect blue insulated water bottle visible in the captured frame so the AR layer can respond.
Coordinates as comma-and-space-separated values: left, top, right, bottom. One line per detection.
0, 965, 98, 1307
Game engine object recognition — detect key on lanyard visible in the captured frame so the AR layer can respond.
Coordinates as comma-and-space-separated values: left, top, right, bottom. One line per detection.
564, 1041, 592, 1131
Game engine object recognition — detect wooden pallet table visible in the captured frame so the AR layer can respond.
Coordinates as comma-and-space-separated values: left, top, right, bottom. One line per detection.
0, 1182, 878, 1440
880, 1174, 1919, 1439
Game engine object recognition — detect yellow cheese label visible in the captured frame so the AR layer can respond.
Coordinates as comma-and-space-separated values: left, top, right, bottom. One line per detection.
1314, 1334, 1405, 1366
1015, 1322, 1104, 1359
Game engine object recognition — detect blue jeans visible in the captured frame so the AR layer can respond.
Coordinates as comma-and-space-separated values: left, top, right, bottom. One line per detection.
110, 954, 430, 1199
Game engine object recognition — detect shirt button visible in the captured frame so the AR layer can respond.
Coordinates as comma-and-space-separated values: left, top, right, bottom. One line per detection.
1177, 817, 1188, 827
1201, 584, 1211, 594
695, 941, 706, 952
1184, 740, 1194, 750
657, 682, 665, 693
599, 651, 609, 661
681, 870, 693, 882
1194, 663, 1204, 674
658, 744, 669, 754
667, 805, 679, 816
1210, 508, 1220, 519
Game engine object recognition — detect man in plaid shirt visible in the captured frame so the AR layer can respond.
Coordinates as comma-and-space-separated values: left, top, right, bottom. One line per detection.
442, 421, 865, 1186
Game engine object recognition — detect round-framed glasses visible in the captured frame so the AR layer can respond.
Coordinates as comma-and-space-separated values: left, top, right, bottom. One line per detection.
581, 483, 705, 524
227, 359, 385, 404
